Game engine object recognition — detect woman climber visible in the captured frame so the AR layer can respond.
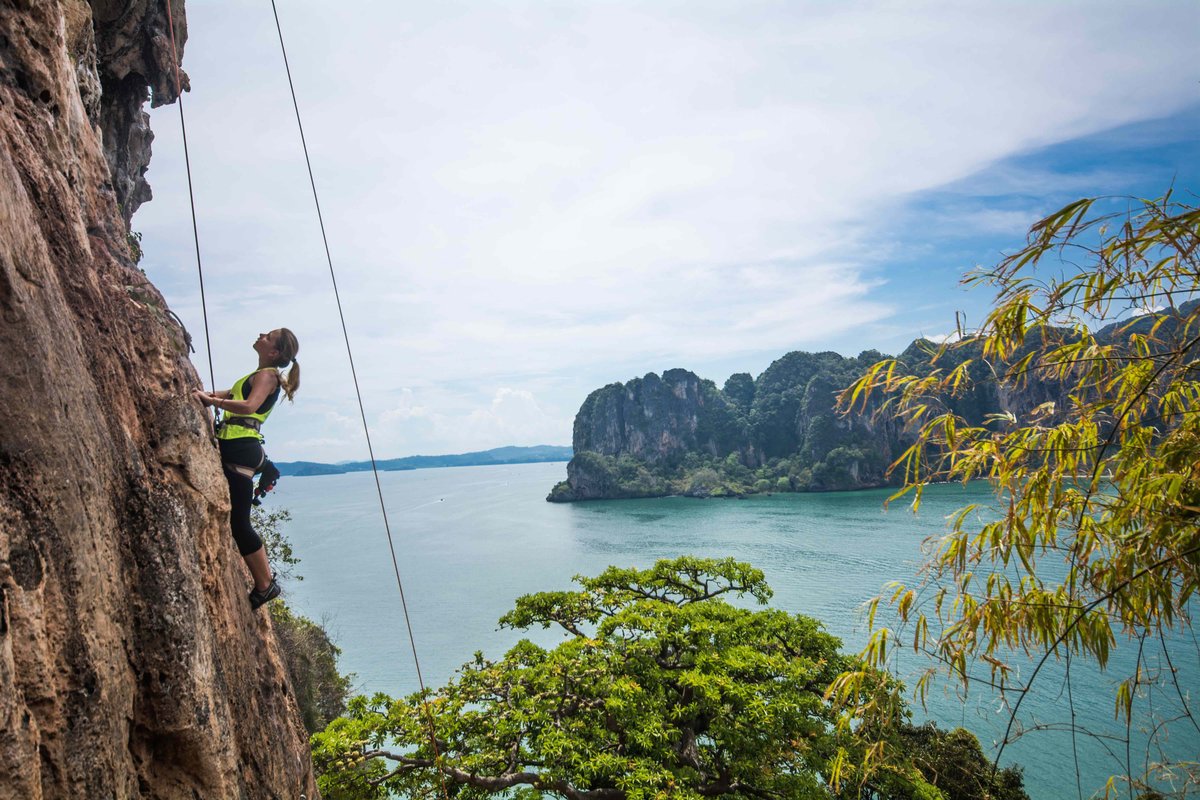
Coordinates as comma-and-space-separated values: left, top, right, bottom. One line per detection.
194, 328, 300, 610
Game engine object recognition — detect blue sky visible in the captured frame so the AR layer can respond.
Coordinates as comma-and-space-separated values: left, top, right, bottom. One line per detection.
858, 104, 1200, 345
135, 1, 1200, 462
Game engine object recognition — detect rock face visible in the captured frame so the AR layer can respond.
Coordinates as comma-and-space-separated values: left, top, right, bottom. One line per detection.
0, 2, 317, 798
573, 369, 751, 465
551, 340, 1081, 502
552, 352, 905, 502
92, 0, 190, 225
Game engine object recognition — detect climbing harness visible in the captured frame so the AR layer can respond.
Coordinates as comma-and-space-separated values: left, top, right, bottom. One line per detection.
223, 461, 259, 481
222, 442, 264, 481
220, 416, 262, 433
222, 452, 279, 501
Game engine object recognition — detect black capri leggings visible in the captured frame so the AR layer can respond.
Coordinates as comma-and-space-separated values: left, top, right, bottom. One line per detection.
219, 437, 264, 556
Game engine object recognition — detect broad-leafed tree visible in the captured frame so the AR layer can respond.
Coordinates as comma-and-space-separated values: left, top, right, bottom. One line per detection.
312, 557, 1024, 799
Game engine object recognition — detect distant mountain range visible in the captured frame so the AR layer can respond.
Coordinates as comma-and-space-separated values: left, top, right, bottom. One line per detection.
276, 445, 572, 477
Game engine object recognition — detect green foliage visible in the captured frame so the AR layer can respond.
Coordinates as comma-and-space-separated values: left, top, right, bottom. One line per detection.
835, 194, 1200, 794
684, 466, 723, 497
253, 506, 303, 582
252, 507, 353, 734
313, 557, 1017, 799
127, 229, 143, 265
750, 351, 865, 460
723, 372, 755, 413
565, 348, 911, 500
693, 378, 751, 457
557, 446, 893, 501
271, 602, 354, 734
546, 480, 575, 502
889, 724, 1028, 800
552, 452, 671, 500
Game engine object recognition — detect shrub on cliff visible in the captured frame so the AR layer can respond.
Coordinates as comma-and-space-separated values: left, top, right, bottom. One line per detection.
270, 603, 353, 734
253, 507, 353, 734
549, 452, 671, 501
311, 557, 1024, 800
889, 724, 1027, 800
545, 480, 576, 502
682, 466, 724, 496
723, 371, 755, 412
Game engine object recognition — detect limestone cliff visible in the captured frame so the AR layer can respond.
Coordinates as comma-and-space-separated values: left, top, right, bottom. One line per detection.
572, 369, 753, 466
0, 2, 317, 798
552, 305, 1197, 502
552, 352, 902, 501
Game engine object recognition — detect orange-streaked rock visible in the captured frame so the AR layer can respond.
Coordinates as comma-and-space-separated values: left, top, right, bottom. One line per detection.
0, 2, 318, 797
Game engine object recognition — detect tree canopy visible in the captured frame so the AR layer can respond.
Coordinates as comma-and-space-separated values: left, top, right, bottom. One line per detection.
311, 557, 1025, 800
834, 193, 1200, 796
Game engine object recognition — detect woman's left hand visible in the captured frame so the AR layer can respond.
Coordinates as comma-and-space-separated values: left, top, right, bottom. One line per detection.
193, 390, 217, 407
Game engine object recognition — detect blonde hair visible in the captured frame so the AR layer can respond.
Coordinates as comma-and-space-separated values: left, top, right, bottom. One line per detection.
273, 328, 301, 401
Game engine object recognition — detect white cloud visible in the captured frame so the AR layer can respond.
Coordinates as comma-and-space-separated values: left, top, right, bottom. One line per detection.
379, 389, 432, 424
920, 332, 963, 345
368, 387, 568, 457
931, 208, 1046, 238
463, 388, 569, 448
323, 410, 357, 429
135, 0, 1200, 460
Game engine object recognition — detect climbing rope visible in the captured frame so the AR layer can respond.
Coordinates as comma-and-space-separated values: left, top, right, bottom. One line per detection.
162, 0, 215, 392
266, 4, 450, 797
160, 1, 446, 788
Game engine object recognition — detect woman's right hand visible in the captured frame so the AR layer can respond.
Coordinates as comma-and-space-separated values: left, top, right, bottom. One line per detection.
193, 390, 216, 407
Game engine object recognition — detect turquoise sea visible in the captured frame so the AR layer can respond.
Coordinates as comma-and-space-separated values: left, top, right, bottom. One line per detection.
274, 462, 1197, 800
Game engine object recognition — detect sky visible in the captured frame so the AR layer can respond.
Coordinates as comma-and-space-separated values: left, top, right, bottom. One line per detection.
135, 0, 1200, 463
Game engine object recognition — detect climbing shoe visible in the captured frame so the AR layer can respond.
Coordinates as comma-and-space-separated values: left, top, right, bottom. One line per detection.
249, 578, 281, 610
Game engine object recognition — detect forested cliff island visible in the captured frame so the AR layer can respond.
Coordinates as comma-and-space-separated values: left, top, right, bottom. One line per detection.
547, 348, 926, 502
548, 306, 1193, 502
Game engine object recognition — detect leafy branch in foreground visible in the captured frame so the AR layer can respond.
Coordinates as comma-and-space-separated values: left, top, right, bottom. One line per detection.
312, 556, 1026, 799
833, 193, 1200, 796
254, 506, 302, 583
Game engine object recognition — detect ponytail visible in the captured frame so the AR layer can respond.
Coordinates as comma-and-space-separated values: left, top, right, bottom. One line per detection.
281, 359, 300, 401
273, 327, 301, 401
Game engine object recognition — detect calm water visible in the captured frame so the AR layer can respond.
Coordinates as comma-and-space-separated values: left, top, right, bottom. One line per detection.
274, 462, 1197, 800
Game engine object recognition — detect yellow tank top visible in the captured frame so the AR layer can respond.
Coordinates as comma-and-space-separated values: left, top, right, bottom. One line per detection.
215, 368, 280, 442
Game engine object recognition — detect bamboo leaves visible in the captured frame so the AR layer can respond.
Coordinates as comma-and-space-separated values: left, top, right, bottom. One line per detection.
834, 193, 1200, 795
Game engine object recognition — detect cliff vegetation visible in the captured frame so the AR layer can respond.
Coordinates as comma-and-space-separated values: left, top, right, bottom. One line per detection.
256, 507, 353, 736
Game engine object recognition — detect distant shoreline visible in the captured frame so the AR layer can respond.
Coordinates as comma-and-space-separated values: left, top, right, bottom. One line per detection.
275, 445, 572, 477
